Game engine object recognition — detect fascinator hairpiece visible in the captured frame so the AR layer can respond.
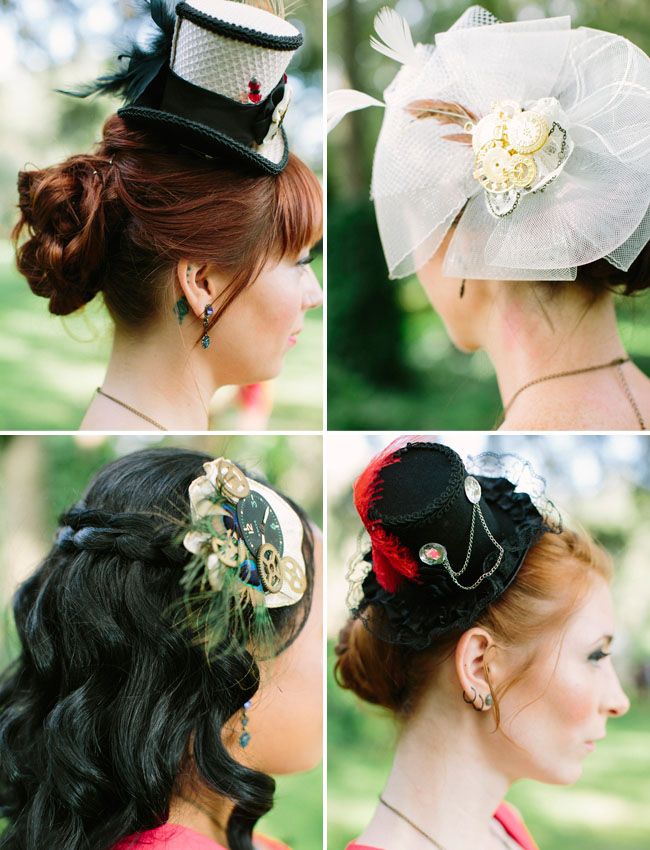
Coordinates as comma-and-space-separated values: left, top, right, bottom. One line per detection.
66, 0, 303, 173
328, 6, 650, 280
181, 457, 307, 652
347, 438, 561, 649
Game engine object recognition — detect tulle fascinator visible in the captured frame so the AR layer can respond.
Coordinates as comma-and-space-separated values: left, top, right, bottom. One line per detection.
328, 6, 650, 280
68, 0, 303, 173
346, 438, 561, 648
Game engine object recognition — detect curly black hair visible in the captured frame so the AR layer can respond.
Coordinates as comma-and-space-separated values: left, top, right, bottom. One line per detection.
0, 447, 315, 850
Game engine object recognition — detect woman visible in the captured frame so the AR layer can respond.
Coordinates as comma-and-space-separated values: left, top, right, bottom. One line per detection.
13, 0, 323, 431
335, 437, 629, 850
328, 6, 650, 430
0, 447, 323, 850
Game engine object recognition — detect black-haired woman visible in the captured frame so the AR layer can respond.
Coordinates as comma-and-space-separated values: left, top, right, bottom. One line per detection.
0, 448, 322, 850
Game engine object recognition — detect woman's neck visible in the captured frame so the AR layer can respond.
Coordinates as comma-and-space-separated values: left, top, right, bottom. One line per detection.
481, 286, 635, 429
81, 321, 217, 430
357, 707, 510, 850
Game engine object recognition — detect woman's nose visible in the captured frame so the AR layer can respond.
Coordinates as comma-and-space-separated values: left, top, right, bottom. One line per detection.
605, 666, 630, 718
302, 268, 323, 311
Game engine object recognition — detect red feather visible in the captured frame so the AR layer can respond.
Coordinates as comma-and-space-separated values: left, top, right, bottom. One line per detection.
353, 436, 428, 593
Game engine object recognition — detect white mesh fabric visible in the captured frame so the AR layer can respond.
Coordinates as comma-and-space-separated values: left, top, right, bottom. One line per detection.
365, 7, 650, 279
173, 18, 293, 101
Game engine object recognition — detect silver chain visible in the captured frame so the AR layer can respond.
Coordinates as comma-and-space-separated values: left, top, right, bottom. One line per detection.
443, 504, 505, 591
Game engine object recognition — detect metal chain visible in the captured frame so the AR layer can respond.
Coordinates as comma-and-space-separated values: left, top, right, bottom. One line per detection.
379, 797, 514, 850
502, 357, 630, 420
95, 388, 167, 431
443, 505, 505, 591
615, 365, 646, 430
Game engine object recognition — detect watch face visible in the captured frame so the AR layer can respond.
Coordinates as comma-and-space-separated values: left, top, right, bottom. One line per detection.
236, 491, 284, 559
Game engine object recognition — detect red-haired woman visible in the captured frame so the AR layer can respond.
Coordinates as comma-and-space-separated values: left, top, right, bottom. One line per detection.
13, 0, 322, 431
336, 438, 629, 850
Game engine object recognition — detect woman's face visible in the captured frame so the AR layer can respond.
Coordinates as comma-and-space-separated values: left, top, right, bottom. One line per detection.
492, 577, 629, 785
209, 250, 323, 386
236, 524, 323, 775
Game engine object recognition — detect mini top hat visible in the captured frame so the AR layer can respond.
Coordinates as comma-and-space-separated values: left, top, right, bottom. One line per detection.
73, 0, 303, 173
348, 439, 561, 648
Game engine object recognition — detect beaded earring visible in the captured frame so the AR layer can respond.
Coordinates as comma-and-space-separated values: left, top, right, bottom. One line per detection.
201, 304, 214, 349
240, 699, 252, 748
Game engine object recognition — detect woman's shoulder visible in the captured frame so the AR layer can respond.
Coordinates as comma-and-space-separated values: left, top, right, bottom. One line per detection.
494, 801, 539, 850
112, 824, 292, 850
344, 803, 537, 850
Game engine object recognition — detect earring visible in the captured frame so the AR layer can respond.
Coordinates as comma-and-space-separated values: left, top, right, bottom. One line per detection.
462, 687, 492, 711
459, 278, 466, 299
239, 699, 252, 748
201, 304, 214, 349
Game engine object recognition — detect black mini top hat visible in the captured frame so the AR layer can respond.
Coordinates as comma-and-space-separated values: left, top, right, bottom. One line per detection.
349, 439, 561, 648
71, 0, 303, 174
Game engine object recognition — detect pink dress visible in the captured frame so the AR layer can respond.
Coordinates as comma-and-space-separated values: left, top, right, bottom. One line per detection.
345, 801, 538, 850
113, 823, 290, 850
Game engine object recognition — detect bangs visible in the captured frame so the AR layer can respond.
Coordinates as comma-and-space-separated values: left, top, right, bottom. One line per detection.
273, 153, 323, 259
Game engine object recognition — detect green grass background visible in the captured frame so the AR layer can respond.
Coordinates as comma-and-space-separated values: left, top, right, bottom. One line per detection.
327, 642, 650, 850
0, 243, 323, 431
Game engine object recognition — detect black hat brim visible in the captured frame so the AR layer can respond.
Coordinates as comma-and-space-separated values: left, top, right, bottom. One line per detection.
117, 105, 288, 175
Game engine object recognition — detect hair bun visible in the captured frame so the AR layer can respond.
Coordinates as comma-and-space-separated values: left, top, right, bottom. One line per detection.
14, 155, 117, 315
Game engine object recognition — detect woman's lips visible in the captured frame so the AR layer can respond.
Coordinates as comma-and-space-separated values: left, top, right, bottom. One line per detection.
288, 330, 301, 347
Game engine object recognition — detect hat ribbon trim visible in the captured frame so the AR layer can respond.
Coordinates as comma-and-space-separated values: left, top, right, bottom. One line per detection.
160, 69, 288, 147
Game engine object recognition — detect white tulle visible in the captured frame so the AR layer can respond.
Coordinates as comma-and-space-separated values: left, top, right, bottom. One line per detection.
328, 5, 650, 280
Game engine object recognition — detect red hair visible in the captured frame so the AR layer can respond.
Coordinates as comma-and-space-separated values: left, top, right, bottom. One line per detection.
13, 113, 322, 330
336, 527, 612, 722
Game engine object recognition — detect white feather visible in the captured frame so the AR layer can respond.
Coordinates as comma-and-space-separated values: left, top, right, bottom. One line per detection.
327, 89, 384, 133
370, 7, 418, 66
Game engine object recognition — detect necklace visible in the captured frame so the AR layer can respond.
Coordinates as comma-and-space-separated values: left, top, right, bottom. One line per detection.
501, 356, 645, 429
95, 387, 168, 431
379, 796, 517, 850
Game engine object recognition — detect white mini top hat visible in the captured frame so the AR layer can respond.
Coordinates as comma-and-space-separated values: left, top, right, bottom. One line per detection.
75, 0, 303, 173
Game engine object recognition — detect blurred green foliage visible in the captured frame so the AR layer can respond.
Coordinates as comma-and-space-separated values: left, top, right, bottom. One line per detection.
328, 0, 650, 430
0, 435, 323, 850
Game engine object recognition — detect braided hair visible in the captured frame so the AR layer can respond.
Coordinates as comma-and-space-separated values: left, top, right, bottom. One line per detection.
0, 447, 315, 850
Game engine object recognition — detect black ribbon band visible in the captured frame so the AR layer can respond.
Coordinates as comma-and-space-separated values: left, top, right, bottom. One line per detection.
160, 69, 286, 147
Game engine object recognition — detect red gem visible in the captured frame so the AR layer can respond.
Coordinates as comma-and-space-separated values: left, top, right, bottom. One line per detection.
283, 73, 287, 83
249, 92, 262, 103
427, 548, 440, 560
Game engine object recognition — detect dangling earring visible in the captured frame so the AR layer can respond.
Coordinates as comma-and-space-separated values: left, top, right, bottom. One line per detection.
239, 699, 252, 748
201, 304, 214, 349
459, 278, 466, 299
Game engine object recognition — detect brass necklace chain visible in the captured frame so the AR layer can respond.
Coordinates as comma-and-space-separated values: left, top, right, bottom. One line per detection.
501, 356, 645, 429
95, 387, 167, 431
378, 797, 513, 850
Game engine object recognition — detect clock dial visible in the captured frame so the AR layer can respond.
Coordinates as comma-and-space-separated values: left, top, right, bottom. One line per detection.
236, 492, 284, 559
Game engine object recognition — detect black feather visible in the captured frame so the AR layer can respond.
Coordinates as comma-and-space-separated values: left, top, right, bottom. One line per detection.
58, 0, 176, 104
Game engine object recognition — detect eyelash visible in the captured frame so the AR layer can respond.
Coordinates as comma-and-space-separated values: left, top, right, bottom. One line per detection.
589, 649, 611, 663
297, 254, 314, 266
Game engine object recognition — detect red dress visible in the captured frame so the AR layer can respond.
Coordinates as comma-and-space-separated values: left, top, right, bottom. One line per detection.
345, 801, 538, 850
113, 823, 291, 850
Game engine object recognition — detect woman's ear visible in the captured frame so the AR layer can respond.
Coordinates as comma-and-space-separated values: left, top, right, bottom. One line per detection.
454, 628, 496, 711
176, 260, 226, 318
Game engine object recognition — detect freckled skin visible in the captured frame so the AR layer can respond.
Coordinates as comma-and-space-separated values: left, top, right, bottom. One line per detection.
210, 256, 322, 386
490, 578, 630, 785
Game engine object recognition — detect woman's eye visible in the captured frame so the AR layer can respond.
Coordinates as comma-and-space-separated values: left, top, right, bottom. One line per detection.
296, 254, 314, 266
589, 648, 611, 663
